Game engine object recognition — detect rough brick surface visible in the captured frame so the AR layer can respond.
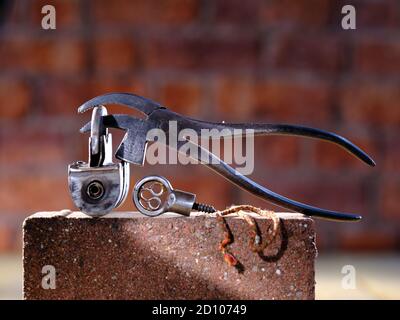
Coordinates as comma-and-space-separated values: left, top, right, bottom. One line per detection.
23, 212, 316, 300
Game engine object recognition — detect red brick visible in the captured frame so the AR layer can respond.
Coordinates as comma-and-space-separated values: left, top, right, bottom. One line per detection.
381, 178, 400, 222
251, 80, 333, 124
215, 77, 254, 120
0, 125, 68, 168
145, 35, 259, 70
0, 174, 73, 213
260, 0, 331, 28
338, 229, 397, 251
159, 81, 203, 115
0, 36, 87, 75
340, 82, 400, 127
44, 38, 87, 74
354, 40, 400, 76
94, 37, 136, 73
93, 0, 199, 26
38, 78, 93, 116
383, 132, 400, 172
30, 0, 82, 29
268, 32, 344, 74
314, 132, 377, 170
0, 79, 31, 119
215, 0, 260, 25
24, 212, 316, 299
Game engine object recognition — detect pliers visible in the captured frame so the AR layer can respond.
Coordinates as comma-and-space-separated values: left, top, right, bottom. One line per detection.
79, 93, 375, 222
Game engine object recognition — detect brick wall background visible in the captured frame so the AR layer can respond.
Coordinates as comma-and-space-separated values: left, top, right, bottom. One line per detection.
0, 0, 399, 252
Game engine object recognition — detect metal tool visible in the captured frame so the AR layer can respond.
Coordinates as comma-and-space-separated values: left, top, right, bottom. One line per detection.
75, 92, 376, 222
133, 175, 215, 216
68, 106, 130, 216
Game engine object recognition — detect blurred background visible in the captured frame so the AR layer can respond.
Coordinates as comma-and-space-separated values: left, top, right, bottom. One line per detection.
0, 0, 399, 299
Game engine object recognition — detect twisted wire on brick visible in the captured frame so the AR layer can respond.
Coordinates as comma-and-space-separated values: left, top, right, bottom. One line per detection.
215, 205, 280, 269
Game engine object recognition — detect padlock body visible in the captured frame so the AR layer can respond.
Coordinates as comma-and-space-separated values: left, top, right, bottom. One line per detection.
68, 161, 129, 216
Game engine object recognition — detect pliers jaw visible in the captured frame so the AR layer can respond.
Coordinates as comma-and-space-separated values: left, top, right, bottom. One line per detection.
76, 93, 376, 222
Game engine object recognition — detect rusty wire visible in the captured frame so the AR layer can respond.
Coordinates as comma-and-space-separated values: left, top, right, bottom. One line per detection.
216, 205, 280, 270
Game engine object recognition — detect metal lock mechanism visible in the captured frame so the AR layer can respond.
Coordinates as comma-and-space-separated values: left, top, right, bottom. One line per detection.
68, 106, 130, 216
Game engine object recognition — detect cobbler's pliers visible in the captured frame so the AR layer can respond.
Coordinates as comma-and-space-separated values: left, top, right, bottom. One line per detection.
79, 93, 375, 222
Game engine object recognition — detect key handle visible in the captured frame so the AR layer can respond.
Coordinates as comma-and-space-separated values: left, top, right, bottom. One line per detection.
133, 175, 196, 217
133, 176, 172, 217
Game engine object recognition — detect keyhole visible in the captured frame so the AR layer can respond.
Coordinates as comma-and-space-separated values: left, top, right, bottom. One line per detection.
87, 181, 105, 200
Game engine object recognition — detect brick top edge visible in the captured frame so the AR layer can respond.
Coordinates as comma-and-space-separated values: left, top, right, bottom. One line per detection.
26, 211, 310, 220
